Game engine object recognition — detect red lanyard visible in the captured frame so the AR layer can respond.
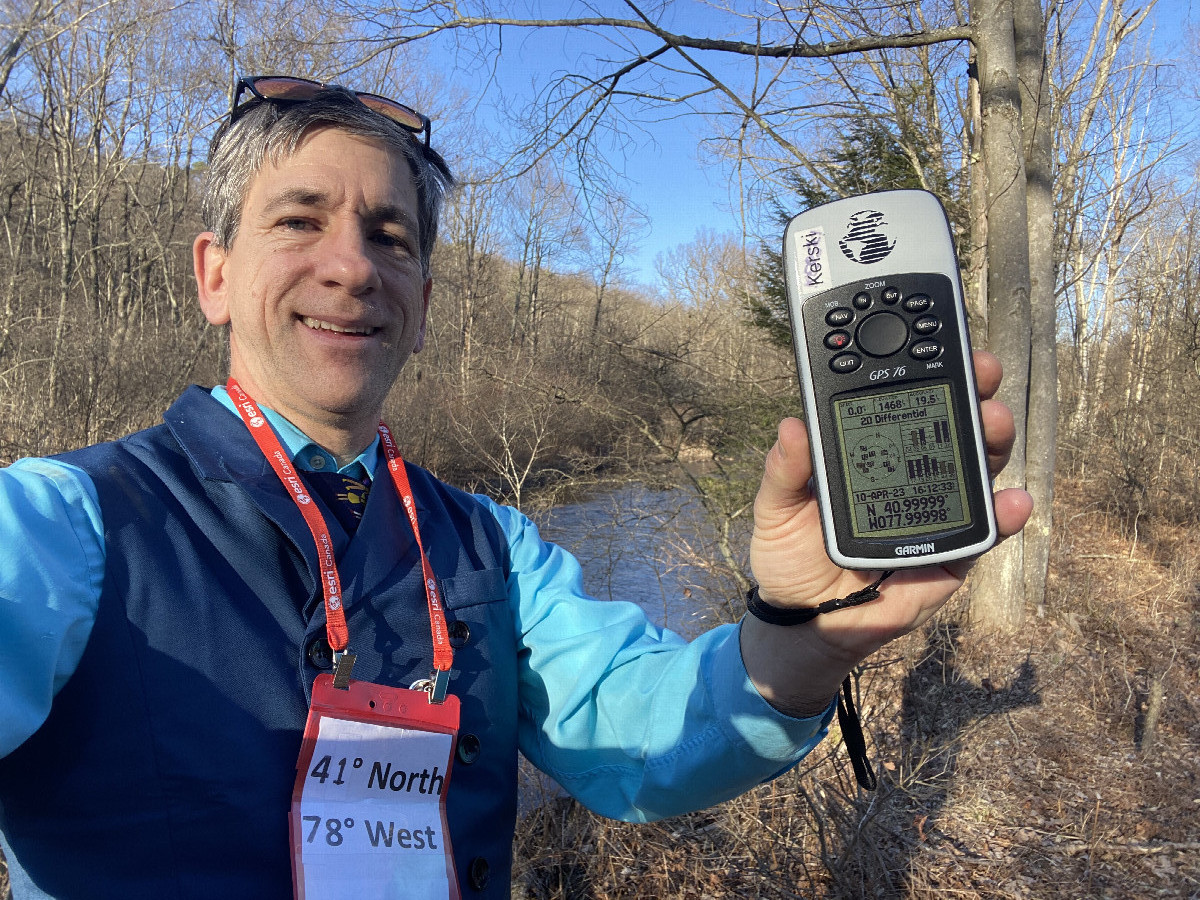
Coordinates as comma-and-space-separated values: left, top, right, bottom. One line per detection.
227, 380, 452, 702
377, 421, 453, 695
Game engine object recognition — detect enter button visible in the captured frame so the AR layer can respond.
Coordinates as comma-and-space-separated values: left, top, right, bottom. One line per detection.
910, 339, 942, 360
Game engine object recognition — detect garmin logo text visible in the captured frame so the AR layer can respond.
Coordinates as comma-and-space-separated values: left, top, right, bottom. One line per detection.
796, 228, 830, 295
895, 542, 936, 557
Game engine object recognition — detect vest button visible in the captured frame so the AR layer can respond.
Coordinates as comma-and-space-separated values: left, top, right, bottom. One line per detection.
468, 856, 490, 891
448, 620, 471, 648
457, 733, 481, 765
306, 637, 333, 669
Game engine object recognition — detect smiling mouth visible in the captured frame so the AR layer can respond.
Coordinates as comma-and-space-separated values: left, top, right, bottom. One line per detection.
301, 316, 379, 336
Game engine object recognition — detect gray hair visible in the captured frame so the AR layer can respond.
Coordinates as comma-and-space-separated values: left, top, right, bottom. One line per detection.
200, 88, 454, 275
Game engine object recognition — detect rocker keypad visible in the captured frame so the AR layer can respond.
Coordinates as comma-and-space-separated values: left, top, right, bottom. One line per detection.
820, 283, 945, 372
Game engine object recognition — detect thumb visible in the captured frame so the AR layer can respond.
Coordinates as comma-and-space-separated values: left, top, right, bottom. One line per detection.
757, 417, 816, 523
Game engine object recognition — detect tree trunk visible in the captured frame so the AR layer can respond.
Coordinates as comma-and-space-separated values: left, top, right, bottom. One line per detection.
1015, 0, 1055, 617
969, 0, 1032, 631
966, 46, 989, 332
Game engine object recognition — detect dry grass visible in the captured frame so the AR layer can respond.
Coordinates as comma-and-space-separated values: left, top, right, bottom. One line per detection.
510, 476, 1200, 898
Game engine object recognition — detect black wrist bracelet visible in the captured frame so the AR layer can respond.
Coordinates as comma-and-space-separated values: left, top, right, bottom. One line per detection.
744, 571, 893, 626
743, 572, 894, 792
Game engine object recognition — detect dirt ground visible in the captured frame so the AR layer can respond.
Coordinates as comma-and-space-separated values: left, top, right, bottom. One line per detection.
510, 477, 1200, 898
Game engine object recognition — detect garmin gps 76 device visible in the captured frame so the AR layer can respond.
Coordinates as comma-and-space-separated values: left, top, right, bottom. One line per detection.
782, 189, 997, 569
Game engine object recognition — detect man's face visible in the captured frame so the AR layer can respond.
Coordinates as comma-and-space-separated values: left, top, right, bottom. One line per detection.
195, 127, 431, 450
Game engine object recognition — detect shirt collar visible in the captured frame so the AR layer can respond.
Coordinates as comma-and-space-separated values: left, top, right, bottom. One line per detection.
210, 385, 380, 480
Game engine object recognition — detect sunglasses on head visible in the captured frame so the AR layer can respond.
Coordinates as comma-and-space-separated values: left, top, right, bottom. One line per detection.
230, 75, 431, 148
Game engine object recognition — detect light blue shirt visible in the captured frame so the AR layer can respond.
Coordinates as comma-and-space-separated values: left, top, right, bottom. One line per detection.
0, 390, 832, 819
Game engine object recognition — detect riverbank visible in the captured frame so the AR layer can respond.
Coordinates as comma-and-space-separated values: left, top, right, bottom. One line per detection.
509, 475, 1200, 898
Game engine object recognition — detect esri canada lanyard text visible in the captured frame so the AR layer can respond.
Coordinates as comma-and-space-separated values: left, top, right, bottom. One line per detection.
227, 380, 453, 702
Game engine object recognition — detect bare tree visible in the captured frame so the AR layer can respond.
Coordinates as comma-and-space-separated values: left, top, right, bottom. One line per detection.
1027, 0, 1165, 612
350, 1, 1046, 628
0, 0, 219, 453
584, 192, 645, 338
963, 0, 1034, 628
439, 168, 505, 388
348, 0, 1181, 630
505, 163, 586, 354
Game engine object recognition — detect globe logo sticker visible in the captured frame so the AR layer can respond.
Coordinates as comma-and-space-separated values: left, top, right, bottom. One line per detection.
838, 210, 896, 265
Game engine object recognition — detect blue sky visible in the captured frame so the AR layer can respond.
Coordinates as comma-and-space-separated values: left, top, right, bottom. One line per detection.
427, 1, 1197, 288
423, 3, 744, 287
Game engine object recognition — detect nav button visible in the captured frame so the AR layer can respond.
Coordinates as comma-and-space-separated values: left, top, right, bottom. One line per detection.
825, 307, 854, 327
830, 352, 862, 374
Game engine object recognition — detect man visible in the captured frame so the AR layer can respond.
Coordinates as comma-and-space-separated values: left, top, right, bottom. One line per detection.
0, 77, 1032, 898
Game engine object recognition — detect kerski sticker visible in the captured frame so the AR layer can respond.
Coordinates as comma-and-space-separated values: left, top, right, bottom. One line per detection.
795, 227, 831, 295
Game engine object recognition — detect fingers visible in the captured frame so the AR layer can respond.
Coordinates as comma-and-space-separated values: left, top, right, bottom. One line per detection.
942, 487, 1033, 581
972, 350, 1017, 476
994, 487, 1034, 538
980, 397, 1017, 476
973, 350, 1002, 400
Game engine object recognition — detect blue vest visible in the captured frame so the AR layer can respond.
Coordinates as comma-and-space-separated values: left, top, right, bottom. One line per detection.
0, 387, 519, 898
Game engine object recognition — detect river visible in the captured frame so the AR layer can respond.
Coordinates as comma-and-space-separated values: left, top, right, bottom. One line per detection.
531, 481, 741, 639
516, 480, 745, 812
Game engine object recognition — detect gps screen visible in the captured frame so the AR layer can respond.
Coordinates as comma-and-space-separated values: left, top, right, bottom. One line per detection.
834, 382, 972, 538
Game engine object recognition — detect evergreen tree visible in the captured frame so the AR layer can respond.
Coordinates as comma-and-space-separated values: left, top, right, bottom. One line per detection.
748, 119, 957, 350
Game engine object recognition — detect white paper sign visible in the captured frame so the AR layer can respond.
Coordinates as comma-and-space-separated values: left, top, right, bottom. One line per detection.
293, 715, 456, 899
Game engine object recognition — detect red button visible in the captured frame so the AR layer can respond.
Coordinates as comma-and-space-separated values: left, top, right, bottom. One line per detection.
824, 330, 851, 350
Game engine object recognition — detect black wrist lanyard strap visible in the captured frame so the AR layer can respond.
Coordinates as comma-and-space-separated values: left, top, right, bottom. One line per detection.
745, 571, 893, 791
838, 671, 876, 790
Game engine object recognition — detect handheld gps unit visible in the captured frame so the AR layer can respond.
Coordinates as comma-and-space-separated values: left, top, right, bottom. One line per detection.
782, 189, 997, 569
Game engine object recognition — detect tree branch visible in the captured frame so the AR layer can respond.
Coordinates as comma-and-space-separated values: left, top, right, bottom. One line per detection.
372, 13, 974, 59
